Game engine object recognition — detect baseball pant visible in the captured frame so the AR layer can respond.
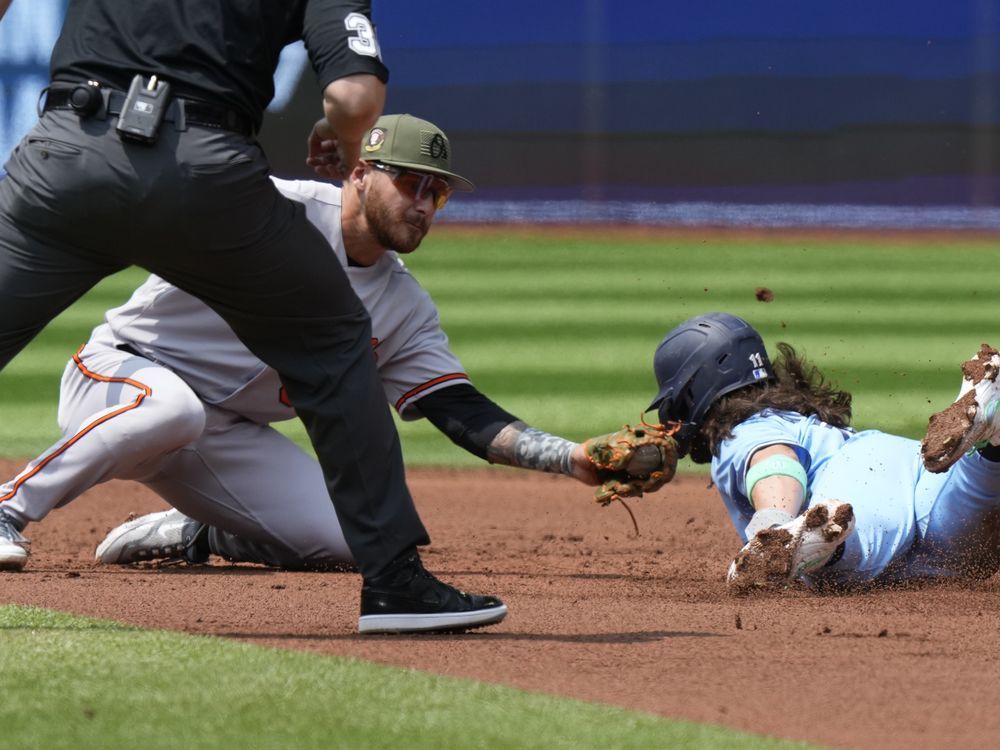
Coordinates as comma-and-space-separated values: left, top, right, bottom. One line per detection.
0, 107, 426, 578
810, 431, 1000, 584
0, 337, 353, 568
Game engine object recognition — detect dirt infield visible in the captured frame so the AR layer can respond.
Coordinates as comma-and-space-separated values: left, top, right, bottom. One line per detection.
4, 459, 1000, 750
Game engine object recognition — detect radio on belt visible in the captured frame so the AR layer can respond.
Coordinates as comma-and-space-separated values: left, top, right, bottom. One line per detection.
116, 74, 171, 144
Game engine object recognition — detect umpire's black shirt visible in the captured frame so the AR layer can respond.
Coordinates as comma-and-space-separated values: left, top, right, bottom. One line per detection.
49, 0, 389, 132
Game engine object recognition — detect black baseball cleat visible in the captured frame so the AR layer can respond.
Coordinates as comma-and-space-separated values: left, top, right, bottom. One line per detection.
358, 550, 507, 634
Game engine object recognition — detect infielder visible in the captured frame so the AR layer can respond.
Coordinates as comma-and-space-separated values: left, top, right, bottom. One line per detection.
0, 115, 675, 631
647, 312, 1000, 591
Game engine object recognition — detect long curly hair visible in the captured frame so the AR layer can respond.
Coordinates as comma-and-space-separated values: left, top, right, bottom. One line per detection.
688, 342, 853, 464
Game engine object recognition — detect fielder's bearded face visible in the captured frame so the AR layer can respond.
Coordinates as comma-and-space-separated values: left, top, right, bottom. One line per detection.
364, 162, 445, 254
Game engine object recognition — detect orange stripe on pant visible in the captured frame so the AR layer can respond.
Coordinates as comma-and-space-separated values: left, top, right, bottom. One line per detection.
0, 344, 153, 504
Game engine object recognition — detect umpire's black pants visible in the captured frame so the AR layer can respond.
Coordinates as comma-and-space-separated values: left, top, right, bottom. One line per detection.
0, 107, 429, 579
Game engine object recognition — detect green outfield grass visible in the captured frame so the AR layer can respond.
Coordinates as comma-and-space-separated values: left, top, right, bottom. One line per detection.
1, 229, 990, 465
0, 605, 823, 750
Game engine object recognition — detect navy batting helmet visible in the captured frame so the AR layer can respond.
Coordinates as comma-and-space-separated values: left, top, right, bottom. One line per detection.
646, 313, 775, 458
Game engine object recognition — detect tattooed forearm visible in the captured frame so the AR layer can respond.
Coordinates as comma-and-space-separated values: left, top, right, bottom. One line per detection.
487, 420, 577, 476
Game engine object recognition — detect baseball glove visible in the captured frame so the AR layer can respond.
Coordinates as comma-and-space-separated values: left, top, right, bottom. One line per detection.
583, 422, 679, 506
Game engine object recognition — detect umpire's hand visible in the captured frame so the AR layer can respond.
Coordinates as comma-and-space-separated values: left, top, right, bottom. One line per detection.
306, 119, 351, 179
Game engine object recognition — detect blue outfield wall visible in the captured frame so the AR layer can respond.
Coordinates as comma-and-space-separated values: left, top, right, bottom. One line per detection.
2, 1, 1000, 225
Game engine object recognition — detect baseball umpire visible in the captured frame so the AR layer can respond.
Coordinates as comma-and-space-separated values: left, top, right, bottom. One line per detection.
0, 112, 678, 633
0, 0, 511, 633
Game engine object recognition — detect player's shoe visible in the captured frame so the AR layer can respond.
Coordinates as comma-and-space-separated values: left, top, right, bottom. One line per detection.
921, 344, 1000, 473
358, 550, 507, 634
0, 508, 29, 571
726, 500, 855, 594
95, 509, 207, 565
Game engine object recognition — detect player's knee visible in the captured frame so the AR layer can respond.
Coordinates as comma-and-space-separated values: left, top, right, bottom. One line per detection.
144, 388, 207, 450
291, 527, 354, 566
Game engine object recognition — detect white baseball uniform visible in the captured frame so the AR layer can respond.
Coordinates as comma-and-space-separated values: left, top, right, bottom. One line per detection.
0, 178, 470, 566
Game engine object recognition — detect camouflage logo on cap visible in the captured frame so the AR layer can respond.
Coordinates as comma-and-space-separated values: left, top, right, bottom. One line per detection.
420, 131, 448, 162
364, 128, 386, 153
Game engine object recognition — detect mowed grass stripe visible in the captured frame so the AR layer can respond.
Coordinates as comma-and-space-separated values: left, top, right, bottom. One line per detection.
424, 274, 987, 301
413, 239, 990, 281
0, 605, 823, 750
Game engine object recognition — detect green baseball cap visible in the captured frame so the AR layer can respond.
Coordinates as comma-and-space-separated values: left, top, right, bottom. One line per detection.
361, 113, 475, 192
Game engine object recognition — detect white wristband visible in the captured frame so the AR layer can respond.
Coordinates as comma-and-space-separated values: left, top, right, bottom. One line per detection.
745, 507, 795, 539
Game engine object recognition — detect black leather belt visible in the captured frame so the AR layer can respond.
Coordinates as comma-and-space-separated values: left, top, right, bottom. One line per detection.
115, 342, 146, 358
44, 86, 254, 137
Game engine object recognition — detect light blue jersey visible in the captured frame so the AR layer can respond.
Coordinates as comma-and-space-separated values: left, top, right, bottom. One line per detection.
712, 409, 1000, 584
712, 410, 854, 537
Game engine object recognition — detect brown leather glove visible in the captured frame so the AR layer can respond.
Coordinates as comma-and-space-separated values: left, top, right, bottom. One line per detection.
582, 423, 679, 506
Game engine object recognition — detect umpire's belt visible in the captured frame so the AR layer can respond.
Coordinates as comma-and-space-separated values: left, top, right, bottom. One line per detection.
44, 85, 254, 138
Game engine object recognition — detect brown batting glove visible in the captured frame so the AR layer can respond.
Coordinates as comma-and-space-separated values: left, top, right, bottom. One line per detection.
582, 422, 679, 506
